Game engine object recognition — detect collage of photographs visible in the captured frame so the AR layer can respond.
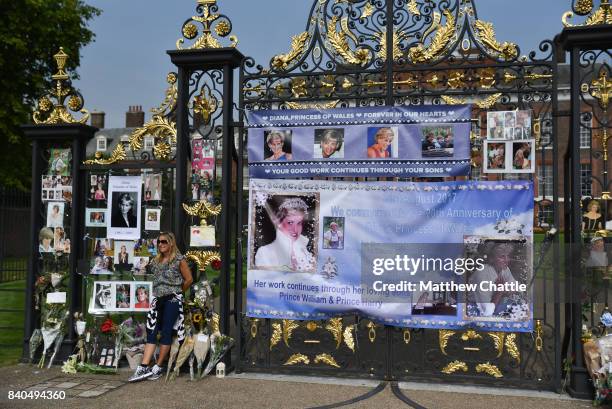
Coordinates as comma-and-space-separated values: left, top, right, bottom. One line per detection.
261, 125, 456, 162
484, 110, 535, 174
90, 237, 157, 275
38, 149, 73, 254
89, 280, 152, 313
190, 138, 215, 202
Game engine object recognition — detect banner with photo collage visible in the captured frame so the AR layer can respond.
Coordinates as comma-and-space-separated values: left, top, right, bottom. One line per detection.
247, 105, 472, 178
247, 178, 534, 332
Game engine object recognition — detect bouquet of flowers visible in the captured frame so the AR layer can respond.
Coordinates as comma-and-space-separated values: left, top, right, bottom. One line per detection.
202, 334, 234, 376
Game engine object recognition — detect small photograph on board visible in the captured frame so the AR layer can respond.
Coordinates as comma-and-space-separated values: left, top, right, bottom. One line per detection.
190, 225, 216, 247
313, 128, 344, 159
114, 240, 135, 271
263, 130, 293, 161
366, 127, 398, 158
144, 208, 161, 231
88, 173, 108, 204
85, 208, 107, 227
420, 125, 454, 158
487, 111, 505, 139
516, 110, 532, 139
114, 283, 131, 309
38, 227, 54, 253
134, 238, 157, 258
143, 173, 162, 202
133, 282, 152, 310
322, 217, 345, 250
132, 256, 150, 275
90, 255, 114, 275
92, 282, 113, 312
92, 238, 114, 257
511, 140, 535, 173
46, 202, 65, 228
53, 227, 69, 253
483, 141, 507, 173
48, 149, 71, 176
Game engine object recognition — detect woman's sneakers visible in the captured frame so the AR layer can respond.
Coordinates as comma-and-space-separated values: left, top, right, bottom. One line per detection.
148, 364, 164, 381
128, 365, 152, 382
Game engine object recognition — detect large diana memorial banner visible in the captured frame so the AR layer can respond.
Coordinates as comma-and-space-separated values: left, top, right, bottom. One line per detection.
246, 179, 534, 332
247, 105, 472, 178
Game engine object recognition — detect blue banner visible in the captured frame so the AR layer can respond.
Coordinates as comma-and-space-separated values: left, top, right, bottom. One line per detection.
247, 105, 472, 178
247, 179, 534, 332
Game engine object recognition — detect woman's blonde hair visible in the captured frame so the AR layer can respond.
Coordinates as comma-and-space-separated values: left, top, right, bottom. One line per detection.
154, 231, 179, 263
587, 199, 600, 212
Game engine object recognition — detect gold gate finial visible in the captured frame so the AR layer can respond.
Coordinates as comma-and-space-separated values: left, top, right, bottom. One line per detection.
33, 47, 90, 125
177, 0, 238, 50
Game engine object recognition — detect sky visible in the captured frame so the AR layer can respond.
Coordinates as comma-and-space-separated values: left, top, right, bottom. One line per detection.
74, 0, 573, 129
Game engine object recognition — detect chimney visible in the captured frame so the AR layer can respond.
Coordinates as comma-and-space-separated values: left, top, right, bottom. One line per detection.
125, 105, 145, 128
91, 111, 105, 129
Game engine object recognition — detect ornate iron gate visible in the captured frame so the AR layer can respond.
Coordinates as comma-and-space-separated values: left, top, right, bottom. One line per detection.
236, 0, 563, 390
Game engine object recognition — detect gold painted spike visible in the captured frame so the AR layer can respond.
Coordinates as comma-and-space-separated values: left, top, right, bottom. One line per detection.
285, 100, 340, 110
439, 330, 456, 355
534, 319, 543, 352
284, 353, 310, 366
472, 20, 518, 61
250, 318, 259, 338
441, 360, 468, 374
376, 30, 404, 62
588, 67, 611, 109
441, 95, 467, 105
283, 319, 299, 348
343, 325, 355, 352
475, 362, 503, 378
176, 0, 238, 50
361, 2, 374, 19
325, 318, 343, 349
367, 321, 377, 343
314, 353, 341, 368
476, 93, 502, 109
487, 332, 505, 358
184, 250, 221, 271
505, 333, 520, 363
327, 16, 371, 66
129, 115, 177, 156
83, 143, 126, 165
461, 329, 482, 341
408, 0, 420, 16
408, 9, 456, 63
270, 322, 282, 350
151, 73, 178, 116
271, 32, 310, 71
33, 47, 90, 125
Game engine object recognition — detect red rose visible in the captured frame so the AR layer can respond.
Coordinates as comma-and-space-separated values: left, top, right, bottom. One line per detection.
211, 259, 221, 270
100, 318, 114, 333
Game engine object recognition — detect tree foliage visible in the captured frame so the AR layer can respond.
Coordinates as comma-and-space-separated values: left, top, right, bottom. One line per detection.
0, 0, 101, 190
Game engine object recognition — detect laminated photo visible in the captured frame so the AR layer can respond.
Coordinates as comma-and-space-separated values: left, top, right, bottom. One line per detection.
107, 176, 142, 240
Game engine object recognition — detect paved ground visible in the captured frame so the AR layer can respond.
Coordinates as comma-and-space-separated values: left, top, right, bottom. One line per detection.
0, 364, 594, 409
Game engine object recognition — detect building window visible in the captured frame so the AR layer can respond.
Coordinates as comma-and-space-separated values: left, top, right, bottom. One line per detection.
538, 204, 554, 227
540, 112, 552, 146
96, 136, 107, 152
537, 165, 553, 197
580, 163, 592, 197
580, 115, 592, 149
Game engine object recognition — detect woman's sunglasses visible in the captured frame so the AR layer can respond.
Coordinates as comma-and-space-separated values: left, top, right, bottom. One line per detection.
158, 239, 169, 245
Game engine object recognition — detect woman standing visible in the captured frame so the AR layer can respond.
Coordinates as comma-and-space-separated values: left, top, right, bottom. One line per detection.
582, 199, 603, 232
129, 232, 193, 382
